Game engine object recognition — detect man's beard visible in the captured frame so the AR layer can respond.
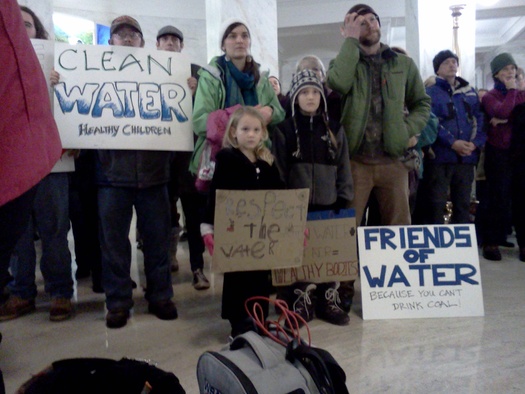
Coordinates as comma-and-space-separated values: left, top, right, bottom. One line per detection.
360, 30, 381, 48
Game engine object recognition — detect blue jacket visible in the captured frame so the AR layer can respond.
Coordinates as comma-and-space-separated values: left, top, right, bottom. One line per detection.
426, 77, 486, 164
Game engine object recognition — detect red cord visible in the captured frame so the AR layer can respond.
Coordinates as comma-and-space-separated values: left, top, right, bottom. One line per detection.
245, 296, 311, 347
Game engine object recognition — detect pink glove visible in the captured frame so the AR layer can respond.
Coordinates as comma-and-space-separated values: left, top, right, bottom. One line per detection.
203, 234, 214, 256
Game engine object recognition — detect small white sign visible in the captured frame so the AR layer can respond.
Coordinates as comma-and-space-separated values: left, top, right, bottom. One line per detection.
53, 43, 194, 151
358, 224, 484, 320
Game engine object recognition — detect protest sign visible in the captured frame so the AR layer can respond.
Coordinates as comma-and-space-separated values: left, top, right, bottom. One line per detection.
31, 39, 54, 105
272, 209, 358, 286
53, 43, 193, 151
358, 224, 484, 319
213, 189, 309, 273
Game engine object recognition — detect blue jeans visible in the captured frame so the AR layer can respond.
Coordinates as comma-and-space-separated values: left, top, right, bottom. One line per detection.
9, 173, 73, 300
98, 185, 173, 311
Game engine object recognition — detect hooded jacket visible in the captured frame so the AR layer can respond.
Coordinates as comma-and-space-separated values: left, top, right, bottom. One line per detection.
327, 38, 430, 158
273, 111, 353, 207
426, 76, 486, 164
190, 56, 285, 174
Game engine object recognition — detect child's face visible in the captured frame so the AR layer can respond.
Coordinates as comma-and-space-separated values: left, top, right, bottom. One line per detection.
297, 87, 321, 116
233, 114, 264, 154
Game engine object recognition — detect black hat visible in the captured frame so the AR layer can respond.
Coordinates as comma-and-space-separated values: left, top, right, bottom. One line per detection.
347, 4, 381, 26
433, 50, 459, 74
156, 25, 184, 42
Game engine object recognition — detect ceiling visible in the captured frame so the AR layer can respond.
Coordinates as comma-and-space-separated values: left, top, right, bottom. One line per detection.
276, 0, 525, 67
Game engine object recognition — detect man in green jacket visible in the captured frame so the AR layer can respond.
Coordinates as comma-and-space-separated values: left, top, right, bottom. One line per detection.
327, 4, 430, 226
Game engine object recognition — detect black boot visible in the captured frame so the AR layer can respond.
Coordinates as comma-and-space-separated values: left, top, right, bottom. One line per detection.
315, 282, 349, 326
276, 282, 317, 323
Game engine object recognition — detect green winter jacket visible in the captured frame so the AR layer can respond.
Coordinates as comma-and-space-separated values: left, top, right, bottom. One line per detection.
327, 38, 431, 158
189, 56, 285, 174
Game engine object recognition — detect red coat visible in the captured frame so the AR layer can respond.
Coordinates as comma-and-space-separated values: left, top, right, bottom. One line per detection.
0, 0, 62, 206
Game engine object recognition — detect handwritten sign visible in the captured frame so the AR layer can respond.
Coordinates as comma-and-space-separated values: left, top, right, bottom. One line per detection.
53, 43, 193, 151
213, 189, 309, 272
358, 224, 484, 319
31, 39, 54, 105
272, 209, 358, 286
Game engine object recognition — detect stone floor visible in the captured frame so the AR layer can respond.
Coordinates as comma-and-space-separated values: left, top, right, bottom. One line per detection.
0, 230, 524, 393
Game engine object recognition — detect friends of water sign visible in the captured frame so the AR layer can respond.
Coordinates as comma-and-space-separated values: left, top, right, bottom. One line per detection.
53, 43, 193, 151
358, 224, 484, 320
213, 189, 309, 272
272, 209, 358, 286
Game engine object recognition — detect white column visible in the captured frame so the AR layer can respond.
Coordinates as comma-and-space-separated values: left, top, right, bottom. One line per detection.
205, 0, 279, 76
406, 0, 476, 85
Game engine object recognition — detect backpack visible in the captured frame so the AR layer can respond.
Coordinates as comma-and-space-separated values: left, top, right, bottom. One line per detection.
195, 104, 242, 192
196, 331, 348, 394
15, 358, 185, 394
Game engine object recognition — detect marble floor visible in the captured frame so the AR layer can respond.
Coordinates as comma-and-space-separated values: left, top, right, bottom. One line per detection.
0, 232, 524, 393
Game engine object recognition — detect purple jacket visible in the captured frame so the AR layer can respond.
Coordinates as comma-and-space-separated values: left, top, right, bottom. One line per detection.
482, 81, 525, 150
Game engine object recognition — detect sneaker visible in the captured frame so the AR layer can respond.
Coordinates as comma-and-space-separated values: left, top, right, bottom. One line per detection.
49, 298, 73, 322
0, 295, 35, 321
106, 308, 130, 329
148, 299, 178, 320
483, 245, 502, 261
193, 269, 210, 290
338, 280, 355, 313
315, 283, 350, 326
277, 283, 317, 323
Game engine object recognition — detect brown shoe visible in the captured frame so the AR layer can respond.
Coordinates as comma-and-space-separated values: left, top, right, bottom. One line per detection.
483, 245, 502, 261
49, 298, 73, 322
0, 295, 35, 321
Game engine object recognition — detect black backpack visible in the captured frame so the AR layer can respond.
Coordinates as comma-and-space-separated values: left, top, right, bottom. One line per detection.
15, 358, 185, 394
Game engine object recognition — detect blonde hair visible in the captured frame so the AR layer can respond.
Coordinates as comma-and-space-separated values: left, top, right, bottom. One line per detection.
223, 106, 274, 165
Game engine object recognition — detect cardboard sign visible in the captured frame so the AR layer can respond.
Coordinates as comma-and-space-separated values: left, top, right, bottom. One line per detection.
272, 209, 358, 286
358, 224, 484, 320
53, 43, 193, 151
213, 189, 309, 273
31, 39, 54, 105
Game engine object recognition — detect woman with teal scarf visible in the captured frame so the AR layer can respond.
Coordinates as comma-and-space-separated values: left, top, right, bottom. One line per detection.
190, 19, 285, 175
191, 19, 285, 338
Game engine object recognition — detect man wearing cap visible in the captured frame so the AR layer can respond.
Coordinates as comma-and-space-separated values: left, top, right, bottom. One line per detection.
327, 4, 430, 226
424, 50, 486, 225
480, 52, 525, 261
97, 16, 177, 328
156, 25, 211, 291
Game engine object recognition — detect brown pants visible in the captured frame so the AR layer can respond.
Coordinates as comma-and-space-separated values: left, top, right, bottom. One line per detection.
350, 160, 411, 226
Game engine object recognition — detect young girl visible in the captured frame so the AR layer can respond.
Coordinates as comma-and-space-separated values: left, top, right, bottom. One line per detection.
272, 69, 354, 326
201, 106, 284, 337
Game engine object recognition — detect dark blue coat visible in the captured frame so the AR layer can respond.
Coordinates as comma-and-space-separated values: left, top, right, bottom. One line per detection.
426, 77, 486, 164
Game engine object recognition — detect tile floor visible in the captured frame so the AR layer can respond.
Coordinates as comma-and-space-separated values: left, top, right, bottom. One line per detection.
0, 232, 524, 393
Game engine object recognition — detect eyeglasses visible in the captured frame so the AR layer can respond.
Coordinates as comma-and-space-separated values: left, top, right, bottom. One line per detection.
360, 15, 379, 27
113, 31, 142, 40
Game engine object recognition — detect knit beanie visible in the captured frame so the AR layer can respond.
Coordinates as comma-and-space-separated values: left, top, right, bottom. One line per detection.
219, 18, 250, 50
288, 69, 334, 160
347, 4, 381, 26
490, 52, 517, 76
433, 50, 459, 74
289, 69, 327, 117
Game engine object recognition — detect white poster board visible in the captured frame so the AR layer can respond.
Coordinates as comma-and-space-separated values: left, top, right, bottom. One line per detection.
53, 43, 193, 151
213, 189, 309, 272
358, 224, 484, 320
272, 209, 358, 286
31, 39, 54, 105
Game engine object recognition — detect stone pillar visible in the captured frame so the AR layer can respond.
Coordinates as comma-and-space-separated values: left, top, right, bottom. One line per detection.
406, 0, 476, 85
205, 0, 279, 77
